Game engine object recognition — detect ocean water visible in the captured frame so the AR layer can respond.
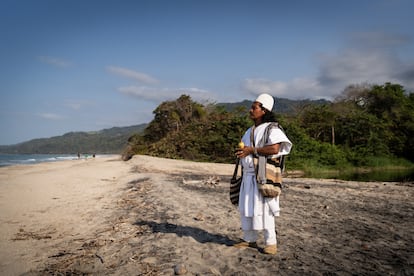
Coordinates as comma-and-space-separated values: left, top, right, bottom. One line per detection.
0, 154, 98, 167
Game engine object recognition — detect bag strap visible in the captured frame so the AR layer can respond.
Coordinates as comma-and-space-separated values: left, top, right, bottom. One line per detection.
250, 125, 256, 156
251, 122, 287, 183
266, 122, 286, 172
231, 158, 241, 180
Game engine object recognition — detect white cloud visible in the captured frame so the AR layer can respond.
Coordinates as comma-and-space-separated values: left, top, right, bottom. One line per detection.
393, 63, 414, 89
38, 56, 72, 68
242, 31, 414, 100
242, 78, 287, 96
315, 31, 414, 96
63, 100, 93, 110
118, 86, 215, 103
316, 47, 414, 96
38, 113, 64, 120
241, 77, 322, 100
347, 31, 410, 49
110, 65, 216, 104
318, 49, 397, 86
64, 101, 82, 110
106, 66, 159, 84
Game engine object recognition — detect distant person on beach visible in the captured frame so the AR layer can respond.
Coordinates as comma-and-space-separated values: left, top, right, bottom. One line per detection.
234, 93, 292, 255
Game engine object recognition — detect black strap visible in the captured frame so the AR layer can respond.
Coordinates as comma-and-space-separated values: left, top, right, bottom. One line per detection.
231, 158, 241, 180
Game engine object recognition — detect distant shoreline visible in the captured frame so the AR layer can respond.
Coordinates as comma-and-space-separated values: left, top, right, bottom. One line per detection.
0, 153, 119, 167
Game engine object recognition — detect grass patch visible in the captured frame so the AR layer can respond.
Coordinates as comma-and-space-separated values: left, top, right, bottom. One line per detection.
289, 156, 414, 182
364, 156, 413, 168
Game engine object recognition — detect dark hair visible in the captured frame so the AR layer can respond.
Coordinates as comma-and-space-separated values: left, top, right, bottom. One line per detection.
259, 104, 276, 123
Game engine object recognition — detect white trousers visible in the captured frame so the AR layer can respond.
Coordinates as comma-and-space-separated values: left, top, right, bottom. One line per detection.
241, 216, 277, 245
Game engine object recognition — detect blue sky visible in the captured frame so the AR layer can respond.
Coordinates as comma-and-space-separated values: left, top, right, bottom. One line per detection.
1, 0, 413, 145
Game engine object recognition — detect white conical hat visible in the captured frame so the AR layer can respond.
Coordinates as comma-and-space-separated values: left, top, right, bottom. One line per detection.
255, 93, 274, 111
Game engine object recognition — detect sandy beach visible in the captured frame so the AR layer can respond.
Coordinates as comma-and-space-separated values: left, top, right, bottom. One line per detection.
0, 155, 413, 275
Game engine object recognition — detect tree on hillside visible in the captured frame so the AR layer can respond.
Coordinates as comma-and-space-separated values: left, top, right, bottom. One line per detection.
299, 104, 337, 145
334, 83, 414, 162
295, 82, 414, 164
123, 94, 251, 162
143, 95, 206, 142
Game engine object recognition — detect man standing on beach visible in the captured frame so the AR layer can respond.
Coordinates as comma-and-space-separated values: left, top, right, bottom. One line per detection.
234, 93, 292, 255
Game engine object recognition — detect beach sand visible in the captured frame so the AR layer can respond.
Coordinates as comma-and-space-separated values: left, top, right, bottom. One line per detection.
0, 155, 413, 275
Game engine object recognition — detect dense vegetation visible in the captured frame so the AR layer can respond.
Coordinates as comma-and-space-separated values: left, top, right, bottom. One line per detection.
0, 125, 147, 154
123, 83, 414, 174
288, 82, 414, 168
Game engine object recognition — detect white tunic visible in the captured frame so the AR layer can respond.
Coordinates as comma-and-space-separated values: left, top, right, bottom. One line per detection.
239, 122, 292, 230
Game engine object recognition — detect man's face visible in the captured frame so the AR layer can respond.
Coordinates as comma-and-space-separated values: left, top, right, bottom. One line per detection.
249, 102, 265, 120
